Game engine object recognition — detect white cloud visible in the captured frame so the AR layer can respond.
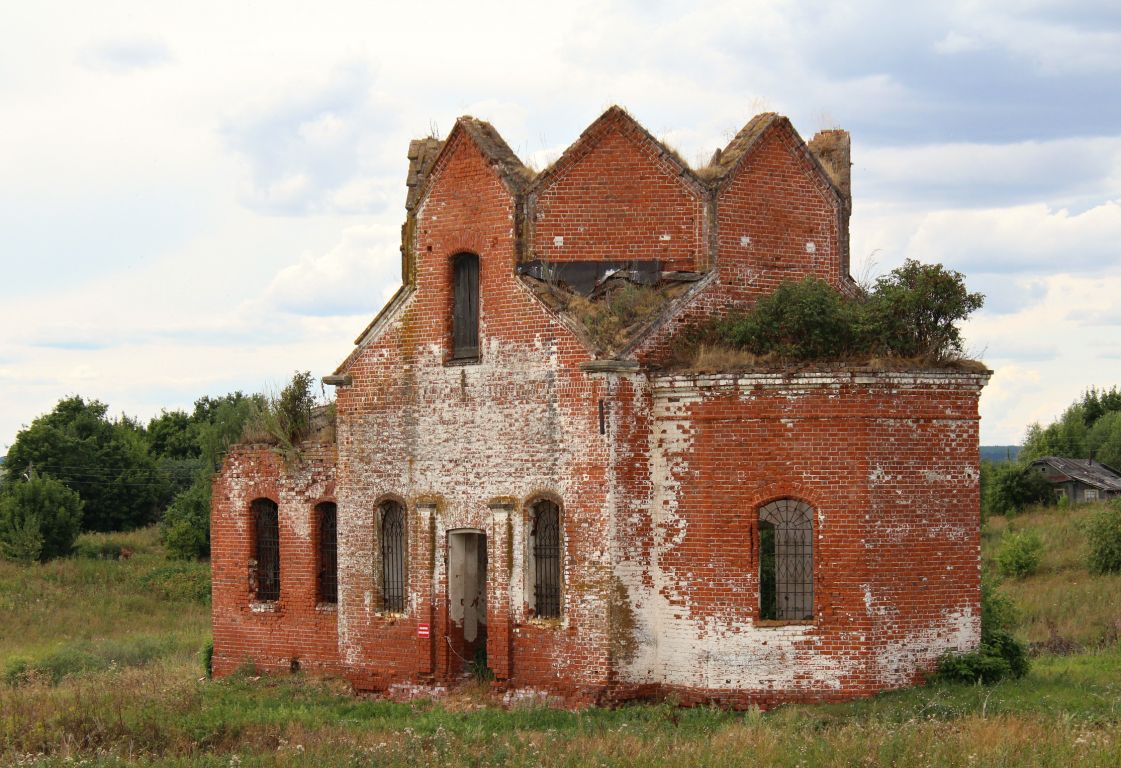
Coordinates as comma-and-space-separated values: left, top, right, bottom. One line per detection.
905, 200, 1121, 274
78, 38, 173, 73
262, 224, 401, 317
860, 136, 1121, 207
965, 271, 1121, 441
220, 60, 395, 215
2, 0, 1120, 449
934, 31, 984, 54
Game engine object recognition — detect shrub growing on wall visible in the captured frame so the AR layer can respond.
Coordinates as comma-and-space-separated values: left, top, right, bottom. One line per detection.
863, 260, 984, 361
699, 260, 984, 364
717, 277, 863, 360
0, 473, 83, 562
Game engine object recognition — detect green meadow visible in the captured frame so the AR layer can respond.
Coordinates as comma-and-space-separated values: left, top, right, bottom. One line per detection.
2, 508, 1119, 767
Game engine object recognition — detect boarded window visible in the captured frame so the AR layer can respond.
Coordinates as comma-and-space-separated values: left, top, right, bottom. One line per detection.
758, 499, 813, 621
451, 252, 479, 359
530, 499, 561, 619
380, 500, 406, 612
317, 502, 338, 604
252, 498, 280, 602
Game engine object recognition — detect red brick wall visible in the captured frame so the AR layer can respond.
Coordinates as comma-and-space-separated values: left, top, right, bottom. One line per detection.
332, 126, 616, 700
210, 444, 340, 677
605, 372, 985, 706
529, 108, 708, 273
210, 111, 988, 708
632, 120, 852, 365
714, 123, 845, 296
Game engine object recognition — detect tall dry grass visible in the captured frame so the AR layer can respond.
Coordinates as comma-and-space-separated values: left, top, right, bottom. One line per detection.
985, 502, 1121, 648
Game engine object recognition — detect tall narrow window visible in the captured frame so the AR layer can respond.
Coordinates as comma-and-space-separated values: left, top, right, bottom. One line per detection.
317, 502, 338, 604
380, 500, 406, 612
252, 498, 280, 602
758, 499, 814, 621
530, 499, 561, 619
451, 252, 479, 359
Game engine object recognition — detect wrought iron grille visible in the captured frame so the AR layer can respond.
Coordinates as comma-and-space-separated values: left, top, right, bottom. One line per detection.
758, 499, 814, 621
317, 503, 338, 604
532, 500, 561, 618
253, 499, 280, 602
380, 501, 406, 612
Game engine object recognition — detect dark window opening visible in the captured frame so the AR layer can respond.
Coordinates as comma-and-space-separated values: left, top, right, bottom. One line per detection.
252, 498, 280, 602
317, 502, 338, 604
758, 499, 813, 621
380, 500, 406, 612
451, 252, 480, 359
531, 499, 561, 619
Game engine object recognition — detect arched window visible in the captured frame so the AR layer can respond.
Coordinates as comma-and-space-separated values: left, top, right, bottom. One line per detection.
758, 499, 814, 621
316, 502, 338, 604
529, 498, 561, 619
380, 500, 406, 612
451, 252, 479, 359
252, 498, 280, 602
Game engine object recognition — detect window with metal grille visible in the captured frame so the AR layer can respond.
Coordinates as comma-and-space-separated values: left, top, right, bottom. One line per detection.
530, 499, 561, 619
380, 500, 406, 612
252, 498, 280, 602
758, 499, 814, 621
317, 502, 337, 604
451, 252, 479, 359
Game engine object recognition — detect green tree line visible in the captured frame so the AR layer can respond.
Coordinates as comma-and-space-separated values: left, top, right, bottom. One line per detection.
982, 386, 1121, 517
1, 372, 327, 563
1, 391, 265, 562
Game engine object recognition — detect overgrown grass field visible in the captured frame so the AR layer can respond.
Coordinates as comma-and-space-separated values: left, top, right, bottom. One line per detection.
2, 510, 1119, 767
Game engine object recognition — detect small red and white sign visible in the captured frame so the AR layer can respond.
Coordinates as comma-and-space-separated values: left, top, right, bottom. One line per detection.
417, 623, 430, 638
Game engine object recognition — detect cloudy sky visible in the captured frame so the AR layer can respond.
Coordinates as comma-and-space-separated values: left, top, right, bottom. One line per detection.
2, 0, 1120, 450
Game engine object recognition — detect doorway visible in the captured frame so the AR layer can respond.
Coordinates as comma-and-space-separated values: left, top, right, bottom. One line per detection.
447, 530, 488, 676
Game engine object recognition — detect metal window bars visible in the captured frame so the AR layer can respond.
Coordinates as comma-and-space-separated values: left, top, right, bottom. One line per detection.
252, 499, 280, 601
532, 500, 561, 618
380, 501, 406, 612
317, 503, 338, 604
758, 499, 814, 621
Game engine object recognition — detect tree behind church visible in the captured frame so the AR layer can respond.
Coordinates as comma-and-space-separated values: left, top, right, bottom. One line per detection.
2, 396, 164, 531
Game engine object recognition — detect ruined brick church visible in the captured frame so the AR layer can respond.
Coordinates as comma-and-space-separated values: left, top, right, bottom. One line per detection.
211, 106, 989, 706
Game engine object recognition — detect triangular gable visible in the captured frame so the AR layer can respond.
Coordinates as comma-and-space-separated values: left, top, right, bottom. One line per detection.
529, 105, 705, 196
416, 116, 532, 206
340, 117, 533, 371
703, 113, 846, 207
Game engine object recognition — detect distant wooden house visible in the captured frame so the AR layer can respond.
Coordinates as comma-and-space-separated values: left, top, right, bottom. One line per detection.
1029, 457, 1121, 503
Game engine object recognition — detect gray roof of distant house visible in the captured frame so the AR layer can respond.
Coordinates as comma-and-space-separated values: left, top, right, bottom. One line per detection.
1031, 456, 1121, 492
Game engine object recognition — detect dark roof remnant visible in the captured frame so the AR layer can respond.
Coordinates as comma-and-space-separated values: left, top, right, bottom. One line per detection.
517, 260, 662, 296
521, 267, 698, 357
1031, 456, 1121, 492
